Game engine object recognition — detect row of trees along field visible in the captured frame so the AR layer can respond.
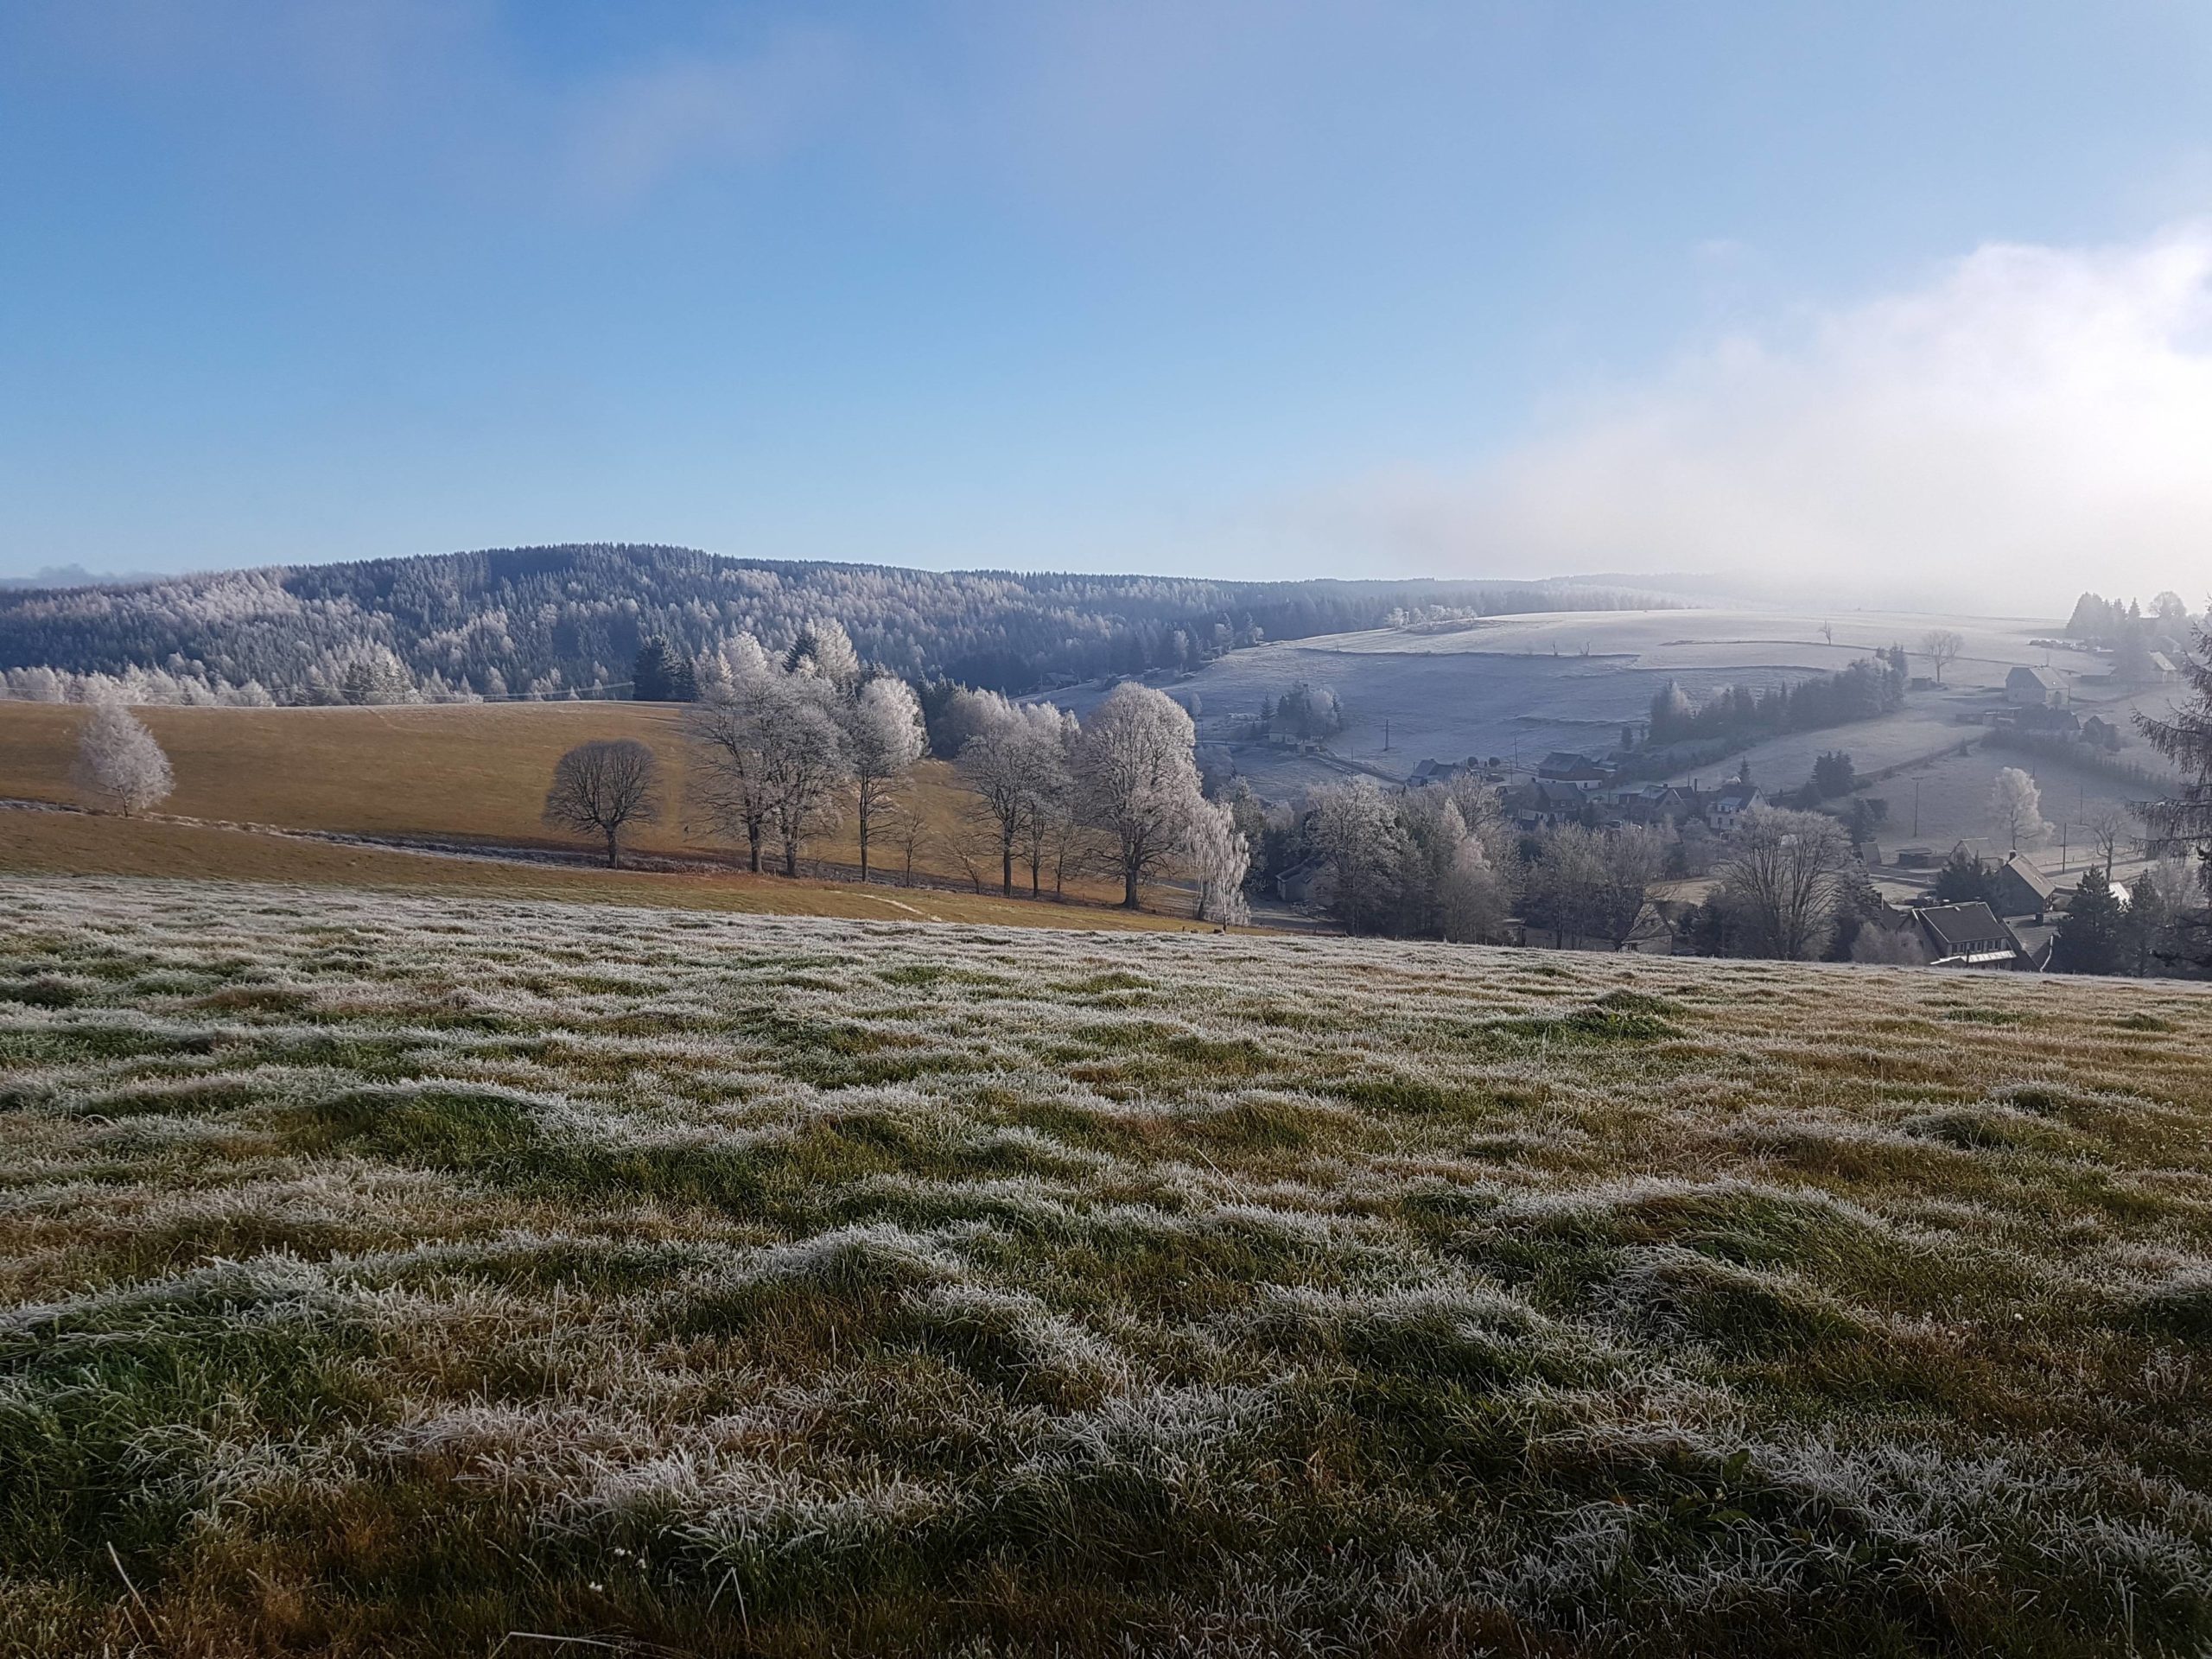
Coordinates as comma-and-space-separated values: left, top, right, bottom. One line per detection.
537, 621, 1251, 919
1643, 649, 1909, 748
0, 544, 1670, 707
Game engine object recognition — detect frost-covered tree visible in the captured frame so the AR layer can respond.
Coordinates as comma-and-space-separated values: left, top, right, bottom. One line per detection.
959, 696, 1071, 896
1075, 683, 1203, 910
542, 739, 662, 868
1988, 767, 2048, 850
767, 674, 852, 876
843, 677, 927, 883
74, 702, 173, 817
2141, 617, 2212, 863
1183, 798, 1251, 925
685, 647, 852, 876
785, 619, 862, 691
684, 648, 786, 873
1439, 834, 1510, 944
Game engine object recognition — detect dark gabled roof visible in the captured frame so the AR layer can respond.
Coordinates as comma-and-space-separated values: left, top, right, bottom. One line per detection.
1538, 751, 1611, 778
1914, 902, 2015, 954
1993, 851, 2056, 904
1713, 782, 1760, 805
1529, 779, 1587, 807
2008, 665, 2066, 690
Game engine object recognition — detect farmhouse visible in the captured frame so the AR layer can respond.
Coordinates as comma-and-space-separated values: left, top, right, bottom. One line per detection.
1536, 751, 1612, 789
2006, 665, 2069, 708
1539, 897, 1679, 955
1407, 755, 1487, 786
1705, 780, 1762, 831
1595, 781, 1692, 828
1274, 855, 1334, 907
1986, 850, 2056, 920
2080, 714, 2123, 750
2010, 706, 2080, 737
1912, 902, 2025, 968
1513, 779, 1590, 833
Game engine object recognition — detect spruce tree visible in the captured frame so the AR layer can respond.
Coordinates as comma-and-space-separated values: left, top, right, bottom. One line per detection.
2053, 866, 2126, 976
1932, 848, 1993, 906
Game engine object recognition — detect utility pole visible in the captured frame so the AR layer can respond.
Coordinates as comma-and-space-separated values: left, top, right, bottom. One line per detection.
1382, 716, 1391, 753
1912, 779, 1920, 838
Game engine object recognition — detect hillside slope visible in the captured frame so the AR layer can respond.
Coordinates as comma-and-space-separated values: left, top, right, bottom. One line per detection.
3, 880, 2210, 1655
0, 543, 1658, 699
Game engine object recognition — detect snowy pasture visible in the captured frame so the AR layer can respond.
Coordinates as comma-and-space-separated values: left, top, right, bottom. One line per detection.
1039, 608, 2173, 804
4, 880, 2212, 1655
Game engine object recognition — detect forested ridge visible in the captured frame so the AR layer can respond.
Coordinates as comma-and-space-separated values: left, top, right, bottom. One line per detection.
0, 543, 1662, 704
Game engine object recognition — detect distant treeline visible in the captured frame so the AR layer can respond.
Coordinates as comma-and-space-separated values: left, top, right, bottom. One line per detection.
0, 543, 1674, 705
1646, 651, 1908, 747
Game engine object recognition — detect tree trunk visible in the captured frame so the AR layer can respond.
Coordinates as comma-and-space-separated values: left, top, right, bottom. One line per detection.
606, 830, 620, 868
747, 830, 763, 874
1001, 841, 1014, 897
857, 798, 871, 883
784, 838, 799, 877
1123, 867, 1140, 909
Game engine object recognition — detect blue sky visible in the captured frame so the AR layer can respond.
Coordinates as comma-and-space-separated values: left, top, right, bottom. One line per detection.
3, 2, 2210, 604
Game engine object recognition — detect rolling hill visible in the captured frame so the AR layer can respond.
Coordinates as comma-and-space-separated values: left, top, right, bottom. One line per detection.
0, 543, 1662, 702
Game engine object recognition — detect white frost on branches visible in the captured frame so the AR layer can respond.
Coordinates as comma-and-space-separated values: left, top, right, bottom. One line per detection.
74, 701, 175, 817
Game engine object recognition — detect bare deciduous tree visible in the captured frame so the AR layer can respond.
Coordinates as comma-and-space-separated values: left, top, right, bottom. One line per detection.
2082, 804, 2135, 879
543, 739, 662, 867
844, 677, 926, 883
685, 664, 784, 873
1716, 805, 1853, 960
1920, 629, 1965, 686
74, 702, 174, 817
1075, 683, 1203, 910
888, 798, 932, 888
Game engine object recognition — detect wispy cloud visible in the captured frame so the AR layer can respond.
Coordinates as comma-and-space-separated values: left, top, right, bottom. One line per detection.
566, 29, 853, 204
1317, 227, 2212, 611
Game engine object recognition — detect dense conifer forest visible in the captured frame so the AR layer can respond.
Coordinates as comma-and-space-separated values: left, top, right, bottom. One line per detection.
0, 544, 1662, 704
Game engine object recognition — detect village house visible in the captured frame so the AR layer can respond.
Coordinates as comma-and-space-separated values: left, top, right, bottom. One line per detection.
1512, 778, 1590, 834
1705, 779, 1762, 832
1911, 902, 2027, 968
1593, 781, 1693, 828
1536, 897, 1680, 955
1274, 855, 1334, 908
1406, 756, 1490, 787
1986, 850, 2056, 921
2079, 714, 2123, 750
2005, 665, 2069, 708
1536, 751, 1613, 790
2010, 706, 2080, 737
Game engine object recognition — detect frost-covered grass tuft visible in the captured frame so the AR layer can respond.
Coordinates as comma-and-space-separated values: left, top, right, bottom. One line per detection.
3, 875, 2212, 1656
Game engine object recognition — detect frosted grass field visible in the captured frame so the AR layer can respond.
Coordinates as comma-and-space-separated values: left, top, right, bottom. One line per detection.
4, 879, 2212, 1655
